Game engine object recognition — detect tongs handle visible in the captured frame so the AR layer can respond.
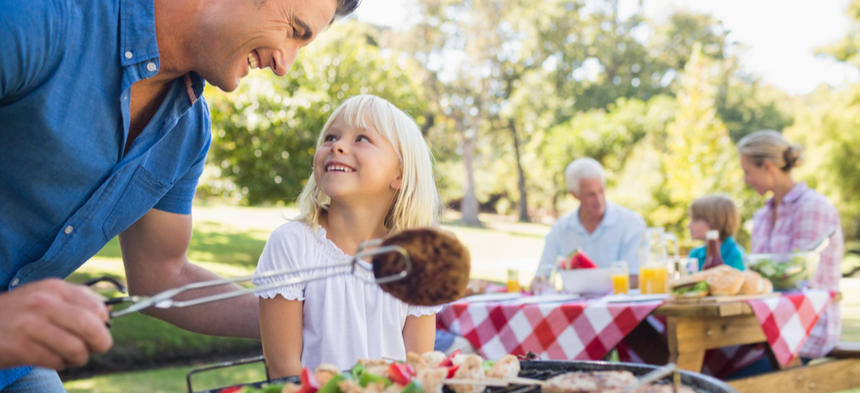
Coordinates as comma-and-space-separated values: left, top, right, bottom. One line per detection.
622, 363, 676, 393
95, 242, 411, 319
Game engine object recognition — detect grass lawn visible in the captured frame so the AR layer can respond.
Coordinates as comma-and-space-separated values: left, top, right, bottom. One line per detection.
61, 204, 860, 391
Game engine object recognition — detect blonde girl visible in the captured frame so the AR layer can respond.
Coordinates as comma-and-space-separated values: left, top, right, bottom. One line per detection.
254, 95, 441, 377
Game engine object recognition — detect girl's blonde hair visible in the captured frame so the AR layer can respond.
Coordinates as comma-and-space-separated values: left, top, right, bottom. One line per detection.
690, 194, 740, 241
296, 95, 440, 233
737, 129, 803, 172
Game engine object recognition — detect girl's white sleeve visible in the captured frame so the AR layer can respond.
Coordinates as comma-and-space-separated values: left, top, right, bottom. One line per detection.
407, 304, 443, 317
253, 222, 308, 301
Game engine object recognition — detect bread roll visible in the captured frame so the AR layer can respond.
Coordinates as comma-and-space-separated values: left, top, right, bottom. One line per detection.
703, 265, 744, 296
739, 270, 772, 295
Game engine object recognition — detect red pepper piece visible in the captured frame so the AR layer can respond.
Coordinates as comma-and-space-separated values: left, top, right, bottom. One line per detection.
217, 387, 242, 393
388, 363, 416, 386
439, 349, 462, 367
299, 367, 320, 393
446, 364, 461, 378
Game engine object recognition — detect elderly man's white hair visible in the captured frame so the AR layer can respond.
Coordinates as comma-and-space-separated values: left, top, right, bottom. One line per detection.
564, 157, 605, 194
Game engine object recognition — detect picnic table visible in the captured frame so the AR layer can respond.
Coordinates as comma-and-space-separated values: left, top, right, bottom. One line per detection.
437, 289, 851, 392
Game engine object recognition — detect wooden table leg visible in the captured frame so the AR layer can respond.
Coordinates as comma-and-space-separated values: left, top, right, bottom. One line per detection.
666, 317, 706, 371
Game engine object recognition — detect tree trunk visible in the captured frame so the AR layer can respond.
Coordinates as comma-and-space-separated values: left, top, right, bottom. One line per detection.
509, 119, 530, 222
460, 119, 481, 226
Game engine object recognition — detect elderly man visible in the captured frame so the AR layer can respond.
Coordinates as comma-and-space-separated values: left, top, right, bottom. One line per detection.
536, 158, 646, 280
0, 0, 358, 390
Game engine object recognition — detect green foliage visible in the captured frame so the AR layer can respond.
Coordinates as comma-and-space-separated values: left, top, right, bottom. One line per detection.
531, 96, 676, 215
716, 79, 794, 142
613, 46, 747, 248
206, 21, 429, 205
785, 87, 860, 239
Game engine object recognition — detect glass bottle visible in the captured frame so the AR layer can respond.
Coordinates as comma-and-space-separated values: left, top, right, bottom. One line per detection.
702, 229, 724, 270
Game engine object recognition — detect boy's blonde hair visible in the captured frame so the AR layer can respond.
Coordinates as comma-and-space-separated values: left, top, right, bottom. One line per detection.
737, 129, 803, 172
690, 194, 739, 241
296, 95, 440, 233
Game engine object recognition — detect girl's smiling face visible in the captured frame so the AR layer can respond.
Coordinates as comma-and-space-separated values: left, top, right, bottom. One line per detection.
313, 113, 402, 202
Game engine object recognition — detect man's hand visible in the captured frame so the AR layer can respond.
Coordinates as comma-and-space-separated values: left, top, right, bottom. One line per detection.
0, 279, 113, 369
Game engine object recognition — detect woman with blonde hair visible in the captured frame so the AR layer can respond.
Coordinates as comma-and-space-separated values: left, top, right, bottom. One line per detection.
738, 129, 844, 359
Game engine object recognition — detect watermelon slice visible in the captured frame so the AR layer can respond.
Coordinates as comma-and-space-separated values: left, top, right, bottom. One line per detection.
569, 249, 597, 269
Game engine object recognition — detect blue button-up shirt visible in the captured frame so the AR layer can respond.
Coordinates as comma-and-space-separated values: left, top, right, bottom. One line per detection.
537, 201, 646, 277
1, 0, 211, 386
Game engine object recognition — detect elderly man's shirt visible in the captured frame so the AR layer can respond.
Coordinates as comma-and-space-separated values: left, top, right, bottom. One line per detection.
537, 201, 646, 277
0, 0, 211, 385
751, 182, 844, 358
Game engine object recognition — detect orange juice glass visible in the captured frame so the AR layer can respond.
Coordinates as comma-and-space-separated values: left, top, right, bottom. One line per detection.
650, 265, 668, 294
610, 261, 629, 294
638, 266, 655, 294
506, 268, 521, 292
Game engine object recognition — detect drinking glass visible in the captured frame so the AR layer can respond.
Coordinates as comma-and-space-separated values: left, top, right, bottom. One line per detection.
506, 268, 521, 293
611, 261, 629, 294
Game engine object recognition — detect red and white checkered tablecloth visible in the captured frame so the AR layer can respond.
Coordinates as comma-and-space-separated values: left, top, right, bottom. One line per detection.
746, 289, 835, 366
437, 295, 663, 361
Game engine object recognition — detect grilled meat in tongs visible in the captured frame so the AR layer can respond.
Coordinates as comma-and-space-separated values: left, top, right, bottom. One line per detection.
96, 227, 471, 319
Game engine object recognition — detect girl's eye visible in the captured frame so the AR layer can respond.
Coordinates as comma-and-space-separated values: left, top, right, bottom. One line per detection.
324, 135, 337, 142
356, 135, 370, 142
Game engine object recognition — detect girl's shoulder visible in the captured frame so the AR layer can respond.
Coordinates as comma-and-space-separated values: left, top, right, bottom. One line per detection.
269, 220, 352, 261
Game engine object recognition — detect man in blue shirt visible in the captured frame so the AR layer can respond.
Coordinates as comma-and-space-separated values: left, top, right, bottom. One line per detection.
0, 0, 358, 390
535, 158, 647, 281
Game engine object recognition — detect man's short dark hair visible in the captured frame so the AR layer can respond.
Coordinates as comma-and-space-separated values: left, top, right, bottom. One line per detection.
336, 0, 360, 17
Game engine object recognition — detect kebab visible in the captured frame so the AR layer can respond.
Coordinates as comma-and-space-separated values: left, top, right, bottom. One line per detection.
102, 227, 471, 318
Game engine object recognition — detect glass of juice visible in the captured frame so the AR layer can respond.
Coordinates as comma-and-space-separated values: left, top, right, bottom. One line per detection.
611, 261, 629, 294
506, 268, 521, 292
650, 263, 669, 294
639, 266, 654, 294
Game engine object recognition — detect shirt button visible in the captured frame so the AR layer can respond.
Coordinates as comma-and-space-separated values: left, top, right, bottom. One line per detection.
124, 51, 133, 59
146, 62, 157, 72
10, 278, 19, 287
64, 225, 74, 235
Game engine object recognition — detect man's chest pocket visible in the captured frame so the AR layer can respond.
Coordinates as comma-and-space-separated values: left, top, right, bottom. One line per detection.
101, 165, 173, 238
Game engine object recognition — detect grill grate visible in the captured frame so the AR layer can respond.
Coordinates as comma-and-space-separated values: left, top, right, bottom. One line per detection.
194, 360, 737, 393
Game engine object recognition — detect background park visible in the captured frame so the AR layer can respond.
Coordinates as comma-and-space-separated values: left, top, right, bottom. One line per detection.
61, 0, 860, 391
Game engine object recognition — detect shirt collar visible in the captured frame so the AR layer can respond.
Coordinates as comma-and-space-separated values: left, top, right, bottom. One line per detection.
119, 0, 204, 103
569, 201, 618, 231
119, 0, 160, 67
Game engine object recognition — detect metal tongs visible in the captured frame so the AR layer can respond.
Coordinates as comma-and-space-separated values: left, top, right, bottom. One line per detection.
622, 363, 679, 393
87, 238, 412, 319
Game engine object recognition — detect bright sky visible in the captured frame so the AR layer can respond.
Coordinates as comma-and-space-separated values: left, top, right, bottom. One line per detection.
355, 0, 860, 96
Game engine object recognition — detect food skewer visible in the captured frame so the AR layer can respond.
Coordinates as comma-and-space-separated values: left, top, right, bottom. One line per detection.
100, 227, 470, 318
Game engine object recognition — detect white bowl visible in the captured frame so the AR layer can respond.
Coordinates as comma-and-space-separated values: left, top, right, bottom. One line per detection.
745, 251, 819, 290
559, 268, 613, 295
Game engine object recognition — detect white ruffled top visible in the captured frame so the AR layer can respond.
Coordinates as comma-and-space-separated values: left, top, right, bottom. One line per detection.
254, 221, 441, 370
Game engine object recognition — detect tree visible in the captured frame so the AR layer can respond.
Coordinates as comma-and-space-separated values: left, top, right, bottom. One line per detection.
205, 21, 429, 205
785, 88, 860, 239
615, 44, 745, 245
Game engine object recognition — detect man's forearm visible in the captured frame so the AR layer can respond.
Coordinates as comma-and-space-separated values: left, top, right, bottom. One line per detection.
131, 261, 260, 338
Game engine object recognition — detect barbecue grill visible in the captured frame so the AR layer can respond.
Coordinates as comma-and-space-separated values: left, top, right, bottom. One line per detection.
189, 358, 738, 393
